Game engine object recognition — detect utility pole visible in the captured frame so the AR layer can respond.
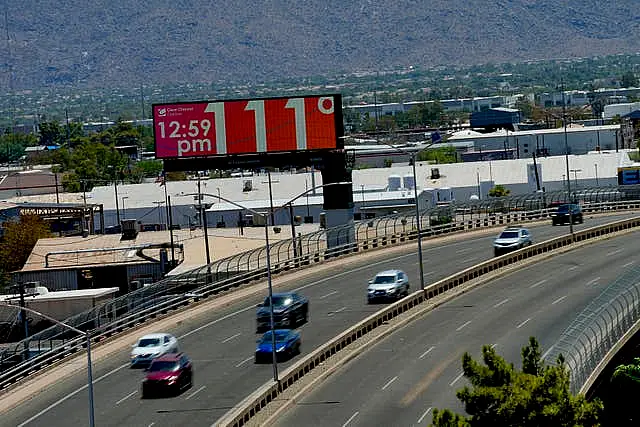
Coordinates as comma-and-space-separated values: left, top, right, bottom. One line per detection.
561, 80, 574, 235
168, 195, 176, 266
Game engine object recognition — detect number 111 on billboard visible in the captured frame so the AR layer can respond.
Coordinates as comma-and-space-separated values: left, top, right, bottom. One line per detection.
153, 95, 341, 159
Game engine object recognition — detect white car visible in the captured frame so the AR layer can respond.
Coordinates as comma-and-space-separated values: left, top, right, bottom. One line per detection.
130, 333, 179, 367
367, 269, 410, 303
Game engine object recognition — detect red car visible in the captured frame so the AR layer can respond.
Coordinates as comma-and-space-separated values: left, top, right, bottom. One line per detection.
141, 353, 193, 398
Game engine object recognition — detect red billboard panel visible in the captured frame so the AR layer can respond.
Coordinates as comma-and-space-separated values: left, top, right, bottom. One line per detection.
153, 94, 343, 159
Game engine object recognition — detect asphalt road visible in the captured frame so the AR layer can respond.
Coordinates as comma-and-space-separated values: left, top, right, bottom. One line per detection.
2, 213, 635, 427
273, 227, 640, 427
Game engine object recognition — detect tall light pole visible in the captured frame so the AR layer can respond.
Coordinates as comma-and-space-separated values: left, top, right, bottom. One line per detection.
594, 163, 599, 186
180, 181, 351, 382
370, 140, 434, 291
560, 81, 574, 235
0, 303, 95, 427
108, 165, 121, 226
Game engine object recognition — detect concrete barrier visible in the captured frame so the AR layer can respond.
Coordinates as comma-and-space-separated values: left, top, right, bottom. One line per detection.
215, 216, 640, 427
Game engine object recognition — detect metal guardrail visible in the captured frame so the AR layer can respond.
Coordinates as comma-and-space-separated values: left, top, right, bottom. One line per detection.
0, 187, 638, 390
544, 264, 640, 395
215, 216, 640, 427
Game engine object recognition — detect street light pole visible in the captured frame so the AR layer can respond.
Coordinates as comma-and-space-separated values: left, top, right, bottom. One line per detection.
412, 155, 426, 291
180, 181, 351, 383
263, 217, 278, 382
594, 164, 599, 186
0, 303, 95, 427
561, 81, 574, 235
369, 139, 432, 291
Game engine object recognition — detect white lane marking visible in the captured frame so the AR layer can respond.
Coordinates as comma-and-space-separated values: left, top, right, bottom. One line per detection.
552, 296, 567, 305
461, 257, 477, 263
328, 306, 347, 316
419, 346, 435, 359
180, 306, 254, 339
449, 371, 464, 387
456, 248, 472, 254
185, 385, 206, 400
568, 265, 579, 271
542, 347, 553, 360
423, 271, 434, 276
11, 234, 518, 425
417, 407, 433, 423
624, 261, 635, 268
493, 298, 509, 308
456, 320, 471, 332
148, 423, 155, 427
530, 279, 547, 288
115, 390, 137, 405
16, 362, 129, 427
221, 333, 241, 343
491, 343, 497, 349
342, 411, 359, 427
606, 248, 623, 257
516, 318, 531, 329
320, 290, 338, 299
586, 277, 600, 286
235, 356, 253, 367
381, 376, 398, 391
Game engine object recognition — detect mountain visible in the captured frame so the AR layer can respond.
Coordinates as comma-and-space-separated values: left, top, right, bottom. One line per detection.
2, 1, 640, 91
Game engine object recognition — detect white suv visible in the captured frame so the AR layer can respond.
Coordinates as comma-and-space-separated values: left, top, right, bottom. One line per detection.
493, 226, 532, 257
367, 269, 410, 303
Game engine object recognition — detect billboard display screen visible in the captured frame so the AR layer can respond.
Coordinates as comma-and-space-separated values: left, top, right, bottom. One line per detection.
153, 94, 343, 159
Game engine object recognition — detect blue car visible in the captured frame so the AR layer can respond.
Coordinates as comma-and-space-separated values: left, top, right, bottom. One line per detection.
254, 329, 301, 363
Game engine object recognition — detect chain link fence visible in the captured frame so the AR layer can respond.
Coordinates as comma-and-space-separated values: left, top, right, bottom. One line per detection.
544, 264, 640, 394
0, 185, 638, 386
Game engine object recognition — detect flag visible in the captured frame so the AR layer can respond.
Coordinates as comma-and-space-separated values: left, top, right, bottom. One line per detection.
431, 131, 442, 144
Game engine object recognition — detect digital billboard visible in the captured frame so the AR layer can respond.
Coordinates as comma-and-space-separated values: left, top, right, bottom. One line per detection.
153, 94, 343, 160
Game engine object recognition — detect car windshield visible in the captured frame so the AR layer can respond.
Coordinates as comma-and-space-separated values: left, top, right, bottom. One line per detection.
373, 275, 396, 284
261, 331, 290, 343
557, 205, 571, 213
137, 338, 161, 347
148, 361, 179, 372
499, 231, 519, 239
263, 296, 293, 307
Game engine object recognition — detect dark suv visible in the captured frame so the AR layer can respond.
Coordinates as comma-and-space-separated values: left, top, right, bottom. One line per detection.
256, 292, 309, 332
551, 203, 583, 225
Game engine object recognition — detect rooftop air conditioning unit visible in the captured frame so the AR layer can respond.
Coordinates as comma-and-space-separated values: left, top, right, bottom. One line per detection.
431, 168, 441, 179
121, 219, 138, 240
243, 180, 253, 192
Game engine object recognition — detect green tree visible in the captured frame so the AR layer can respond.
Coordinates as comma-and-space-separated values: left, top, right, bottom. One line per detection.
621, 71, 638, 88
430, 337, 603, 427
417, 146, 458, 164
488, 185, 510, 197
604, 357, 640, 425
0, 215, 52, 289
38, 121, 65, 146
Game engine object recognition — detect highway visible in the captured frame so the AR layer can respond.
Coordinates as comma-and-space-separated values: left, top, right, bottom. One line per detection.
273, 227, 640, 427
1, 213, 635, 427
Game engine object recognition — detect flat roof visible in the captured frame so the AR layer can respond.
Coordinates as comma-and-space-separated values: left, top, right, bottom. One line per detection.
0, 287, 119, 301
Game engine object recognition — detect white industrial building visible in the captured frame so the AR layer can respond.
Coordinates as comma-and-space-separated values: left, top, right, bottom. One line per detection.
602, 102, 640, 119
3, 150, 634, 229
447, 125, 629, 159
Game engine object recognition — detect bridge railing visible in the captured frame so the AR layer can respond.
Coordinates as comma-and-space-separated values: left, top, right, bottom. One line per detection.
0, 186, 638, 390
544, 264, 640, 394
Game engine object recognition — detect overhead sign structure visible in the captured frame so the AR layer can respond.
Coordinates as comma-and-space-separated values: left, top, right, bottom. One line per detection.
153, 94, 343, 160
